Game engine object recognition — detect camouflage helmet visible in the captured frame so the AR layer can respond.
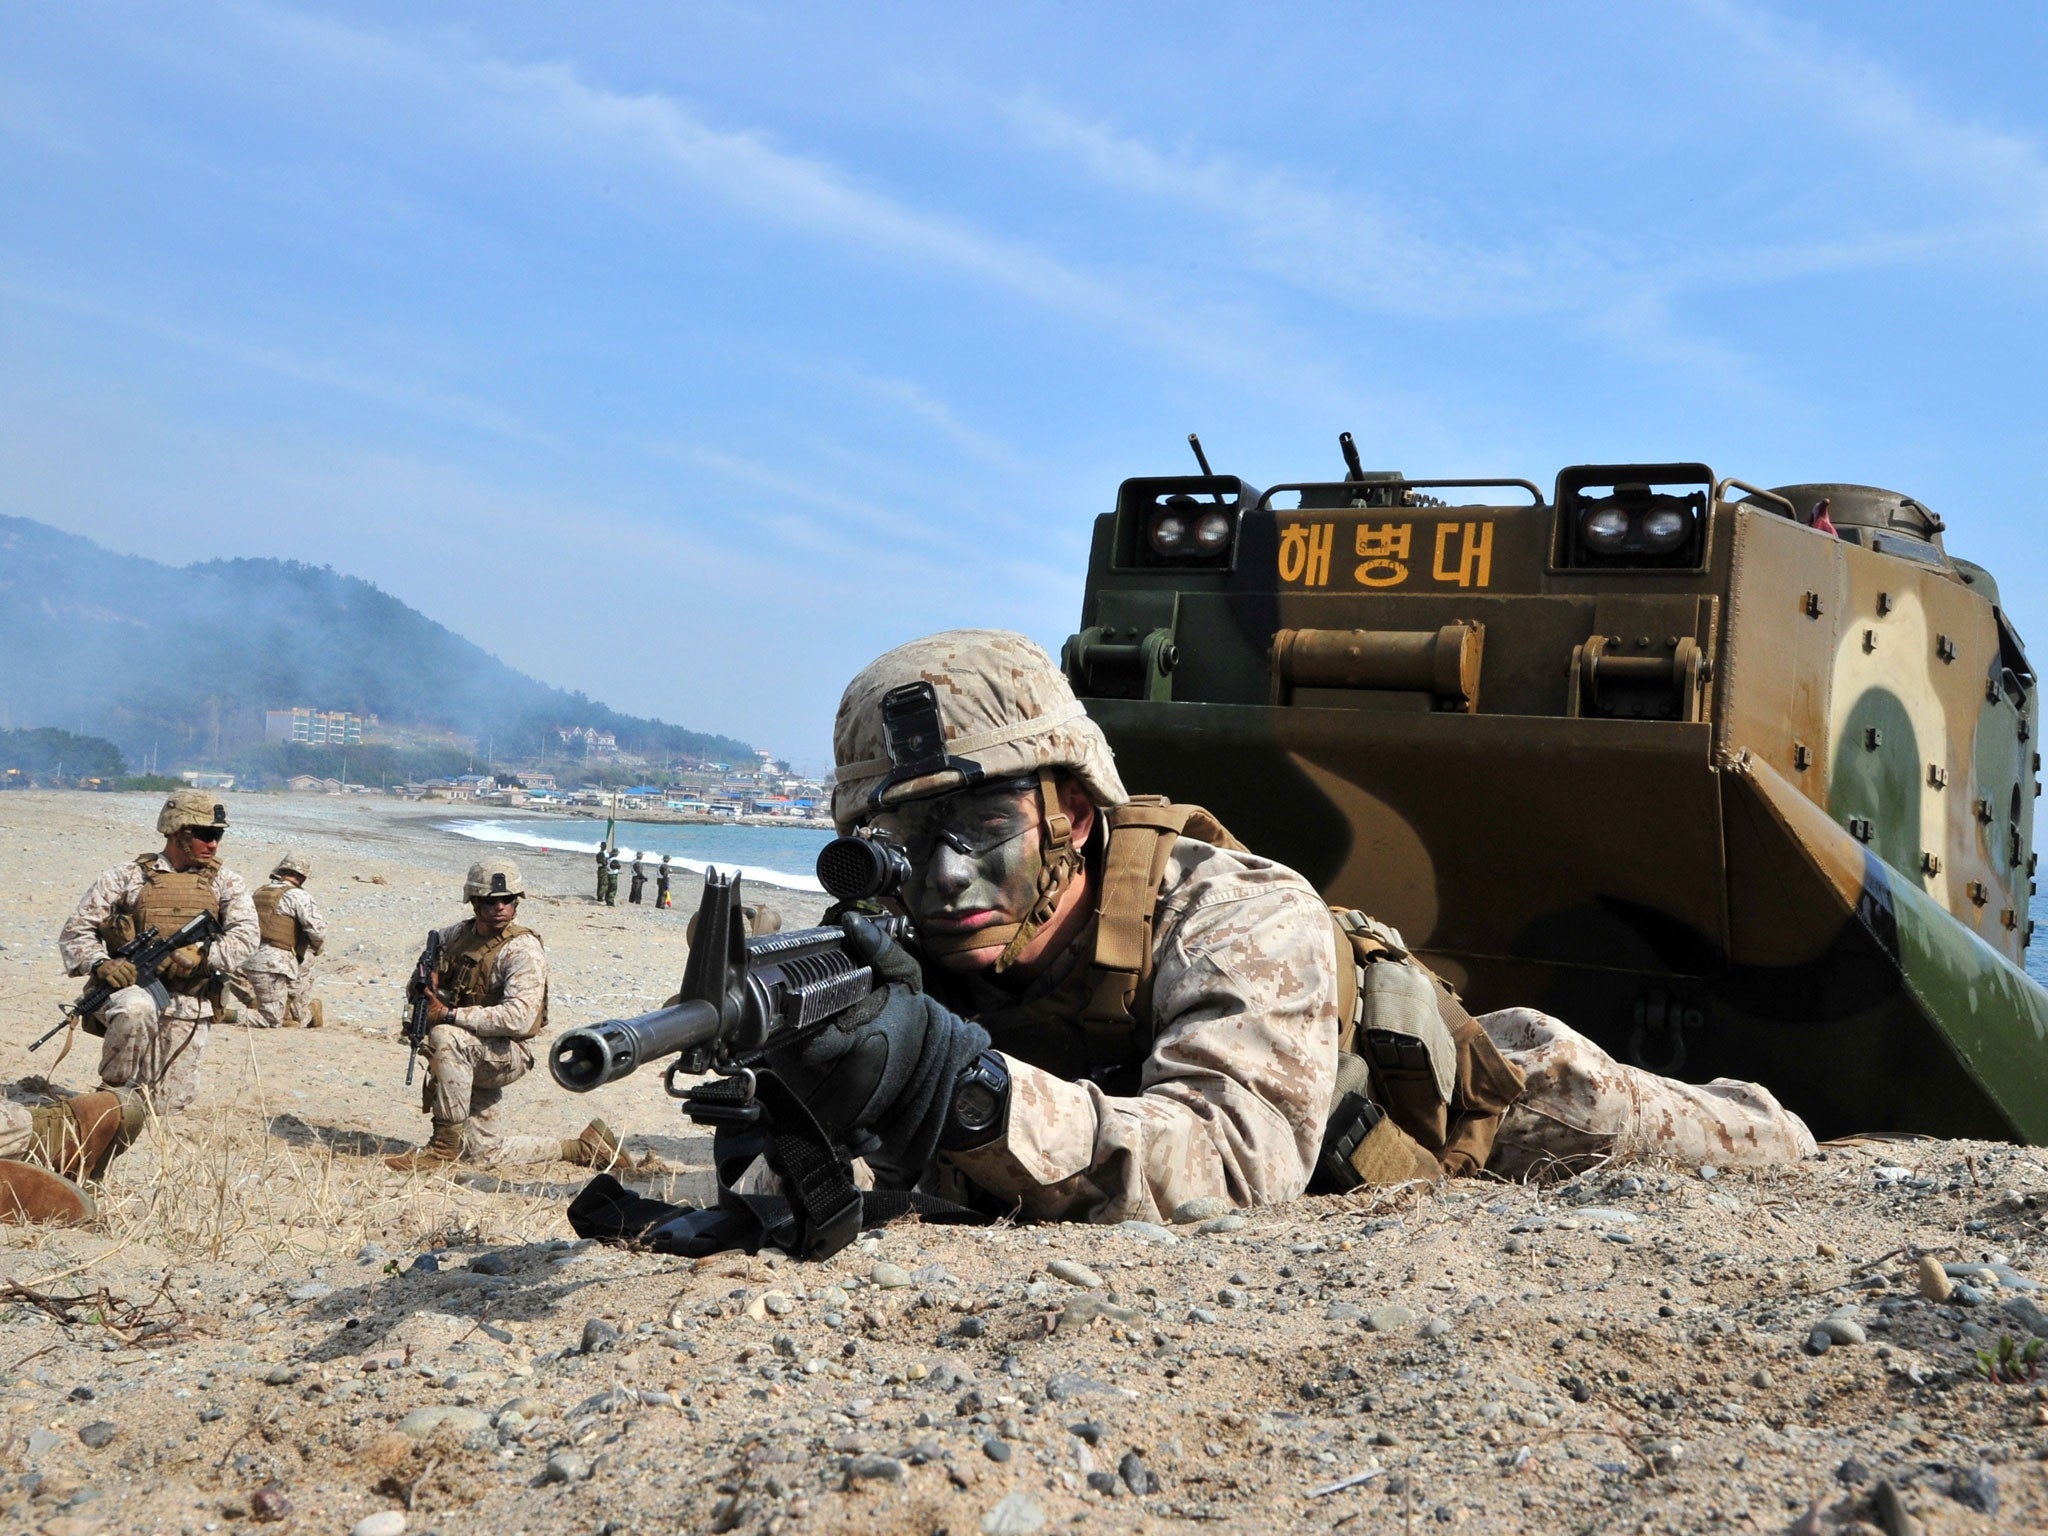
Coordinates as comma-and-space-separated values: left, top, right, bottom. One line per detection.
272, 852, 313, 880
462, 857, 525, 900
157, 788, 229, 836
830, 629, 1128, 831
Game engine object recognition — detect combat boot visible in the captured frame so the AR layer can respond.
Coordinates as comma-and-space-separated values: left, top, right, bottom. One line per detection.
0, 1161, 96, 1226
564, 1118, 622, 1168
385, 1120, 466, 1172
306, 999, 325, 1029
29, 1088, 147, 1182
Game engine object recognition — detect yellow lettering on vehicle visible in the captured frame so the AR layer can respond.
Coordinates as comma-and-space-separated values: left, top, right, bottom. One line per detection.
1353, 522, 1412, 587
1431, 521, 1493, 588
1279, 522, 1335, 587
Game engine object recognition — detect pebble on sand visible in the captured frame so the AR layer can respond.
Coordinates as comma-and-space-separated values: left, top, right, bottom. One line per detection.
1047, 1259, 1103, 1289
981, 1492, 1046, 1535
1173, 1196, 1232, 1224
349, 1515, 407, 1536
1916, 1255, 1954, 1302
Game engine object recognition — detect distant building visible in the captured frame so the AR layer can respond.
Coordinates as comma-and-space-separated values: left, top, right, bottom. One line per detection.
287, 775, 342, 795
266, 708, 368, 747
180, 770, 236, 790
556, 725, 619, 756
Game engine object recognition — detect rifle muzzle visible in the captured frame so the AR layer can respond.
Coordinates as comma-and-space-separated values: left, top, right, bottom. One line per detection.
549, 999, 722, 1092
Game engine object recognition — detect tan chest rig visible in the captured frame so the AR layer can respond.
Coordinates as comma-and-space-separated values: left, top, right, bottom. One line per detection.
438, 921, 548, 1038
253, 884, 305, 957
104, 855, 223, 999
933, 798, 1525, 1188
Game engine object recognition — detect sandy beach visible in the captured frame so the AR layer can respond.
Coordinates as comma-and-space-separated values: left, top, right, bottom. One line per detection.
1, 790, 2045, 1535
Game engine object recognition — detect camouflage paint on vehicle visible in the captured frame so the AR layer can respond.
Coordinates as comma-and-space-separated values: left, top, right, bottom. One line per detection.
1065, 463, 2048, 1142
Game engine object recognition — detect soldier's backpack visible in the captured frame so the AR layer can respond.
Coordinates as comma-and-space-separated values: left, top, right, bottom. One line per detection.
1078, 797, 1526, 1191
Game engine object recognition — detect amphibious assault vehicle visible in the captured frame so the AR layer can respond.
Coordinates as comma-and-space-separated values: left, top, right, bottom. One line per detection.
1062, 442, 2048, 1143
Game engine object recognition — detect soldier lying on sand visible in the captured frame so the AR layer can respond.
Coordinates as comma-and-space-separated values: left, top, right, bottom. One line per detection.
751, 630, 1814, 1224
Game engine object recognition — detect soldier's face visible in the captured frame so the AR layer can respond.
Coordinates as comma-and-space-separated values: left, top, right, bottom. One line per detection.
471, 894, 519, 935
167, 826, 223, 870
878, 775, 1093, 973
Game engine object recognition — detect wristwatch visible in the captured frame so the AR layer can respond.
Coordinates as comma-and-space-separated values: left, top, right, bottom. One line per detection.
940, 1051, 1011, 1151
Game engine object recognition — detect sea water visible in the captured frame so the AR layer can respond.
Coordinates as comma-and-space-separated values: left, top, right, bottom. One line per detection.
447, 817, 833, 893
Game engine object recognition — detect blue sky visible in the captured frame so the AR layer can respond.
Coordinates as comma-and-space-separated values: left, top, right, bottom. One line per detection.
4, 2, 2047, 767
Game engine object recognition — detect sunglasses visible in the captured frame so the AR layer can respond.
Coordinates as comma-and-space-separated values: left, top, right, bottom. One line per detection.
185, 827, 226, 843
476, 894, 520, 908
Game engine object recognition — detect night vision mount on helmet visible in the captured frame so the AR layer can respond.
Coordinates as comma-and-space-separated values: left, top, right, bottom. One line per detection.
1063, 437, 2048, 1144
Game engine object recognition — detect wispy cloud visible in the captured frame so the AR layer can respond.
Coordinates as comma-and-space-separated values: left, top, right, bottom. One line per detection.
1692, 0, 2048, 243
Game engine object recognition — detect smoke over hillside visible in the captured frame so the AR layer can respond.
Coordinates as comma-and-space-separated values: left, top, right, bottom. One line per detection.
0, 516, 752, 774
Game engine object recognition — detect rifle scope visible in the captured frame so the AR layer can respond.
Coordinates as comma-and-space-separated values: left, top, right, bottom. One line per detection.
815, 834, 911, 903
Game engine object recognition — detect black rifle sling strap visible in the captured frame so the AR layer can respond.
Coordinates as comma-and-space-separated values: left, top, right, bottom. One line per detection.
568, 1067, 986, 1261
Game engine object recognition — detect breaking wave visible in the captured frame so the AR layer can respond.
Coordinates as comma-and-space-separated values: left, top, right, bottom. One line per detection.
442, 818, 828, 894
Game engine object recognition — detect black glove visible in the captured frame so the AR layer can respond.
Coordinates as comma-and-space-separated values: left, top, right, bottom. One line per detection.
763, 913, 990, 1181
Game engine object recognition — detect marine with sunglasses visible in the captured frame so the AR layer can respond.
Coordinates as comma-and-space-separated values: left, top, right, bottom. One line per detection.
385, 856, 621, 1172
56, 788, 260, 1113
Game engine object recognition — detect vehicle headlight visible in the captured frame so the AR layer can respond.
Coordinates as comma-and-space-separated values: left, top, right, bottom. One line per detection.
1148, 511, 1189, 555
1192, 509, 1233, 553
1581, 507, 1632, 549
1640, 508, 1691, 551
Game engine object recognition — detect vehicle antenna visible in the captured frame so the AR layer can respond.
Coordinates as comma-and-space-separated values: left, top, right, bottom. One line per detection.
1187, 434, 1224, 503
1340, 430, 1367, 483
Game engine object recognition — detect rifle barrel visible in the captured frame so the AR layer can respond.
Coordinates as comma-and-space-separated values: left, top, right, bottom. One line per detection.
549, 1000, 723, 1092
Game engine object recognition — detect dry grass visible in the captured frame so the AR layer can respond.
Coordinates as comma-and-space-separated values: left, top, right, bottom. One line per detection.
68, 1028, 572, 1273
89, 1108, 568, 1271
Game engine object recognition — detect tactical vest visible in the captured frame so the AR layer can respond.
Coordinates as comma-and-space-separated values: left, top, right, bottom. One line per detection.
253, 884, 304, 958
439, 921, 549, 1038
113, 854, 223, 997
944, 798, 1526, 1187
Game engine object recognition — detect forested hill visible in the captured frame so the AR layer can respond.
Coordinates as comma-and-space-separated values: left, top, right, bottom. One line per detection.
0, 515, 752, 773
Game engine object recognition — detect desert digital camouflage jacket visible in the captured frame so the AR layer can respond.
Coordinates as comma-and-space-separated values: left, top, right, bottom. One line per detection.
58, 854, 260, 1020
943, 837, 1339, 1223
241, 881, 329, 978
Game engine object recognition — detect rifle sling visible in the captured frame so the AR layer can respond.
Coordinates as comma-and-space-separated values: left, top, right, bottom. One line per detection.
567, 1068, 987, 1260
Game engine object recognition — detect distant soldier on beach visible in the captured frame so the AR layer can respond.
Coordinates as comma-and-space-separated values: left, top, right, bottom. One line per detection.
238, 852, 327, 1028
56, 789, 259, 1113
595, 843, 609, 901
628, 859, 647, 905
656, 855, 673, 910
603, 847, 621, 906
386, 856, 622, 1171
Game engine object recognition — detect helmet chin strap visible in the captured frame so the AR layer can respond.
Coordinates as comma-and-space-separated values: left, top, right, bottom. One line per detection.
916, 769, 1083, 973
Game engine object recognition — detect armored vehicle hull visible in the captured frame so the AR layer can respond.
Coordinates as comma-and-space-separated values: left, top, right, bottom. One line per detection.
1066, 464, 2048, 1143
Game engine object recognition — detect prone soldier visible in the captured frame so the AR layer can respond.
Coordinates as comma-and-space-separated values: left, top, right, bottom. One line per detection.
239, 852, 327, 1028
57, 789, 259, 1113
757, 630, 1814, 1223
386, 857, 621, 1171
0, 1090, 149, 1225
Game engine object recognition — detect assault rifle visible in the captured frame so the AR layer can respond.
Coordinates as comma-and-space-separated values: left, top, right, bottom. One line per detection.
31, 910, 222, 1052
403, 929, 445, 1086
550, 853, 911, 1258
548, 857, 903, 1097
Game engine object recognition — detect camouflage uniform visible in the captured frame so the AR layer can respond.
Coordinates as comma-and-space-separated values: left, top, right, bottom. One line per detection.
938, 836, 1338, 1222
831, 629, 1815, 1226
240, 872, 327, 1028
418, 919, 563, 1164
0, 1104, 33, 1160
58, 853, 258, 1113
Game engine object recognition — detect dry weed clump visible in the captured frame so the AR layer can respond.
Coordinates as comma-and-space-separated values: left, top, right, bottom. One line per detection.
91, 1100, 567, 1269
